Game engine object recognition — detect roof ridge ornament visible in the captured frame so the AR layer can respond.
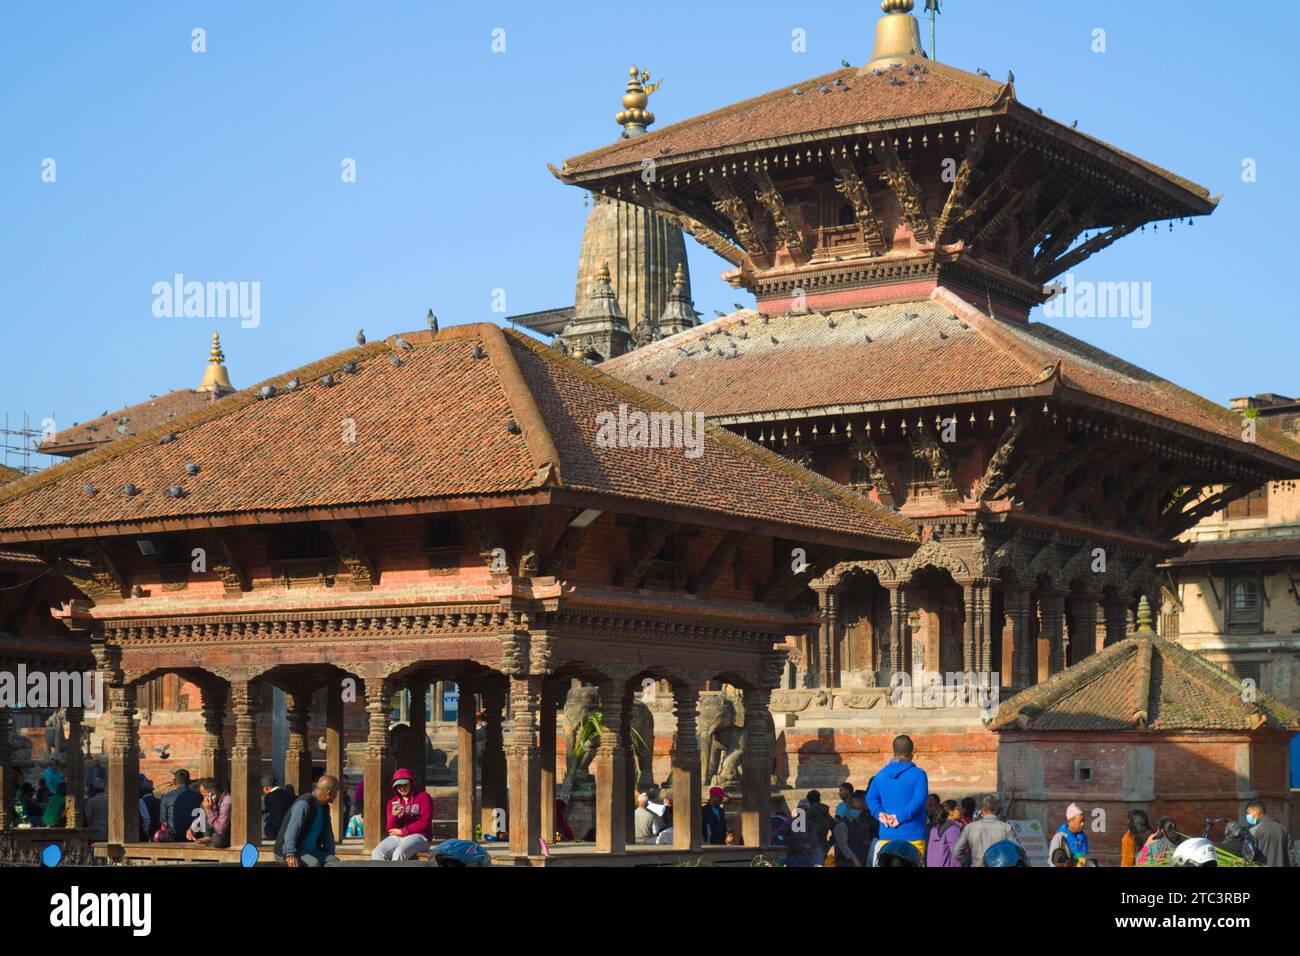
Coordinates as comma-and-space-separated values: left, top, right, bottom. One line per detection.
868, 0, 928, 69
616, 66, 661, 138
197, 331, 235, 395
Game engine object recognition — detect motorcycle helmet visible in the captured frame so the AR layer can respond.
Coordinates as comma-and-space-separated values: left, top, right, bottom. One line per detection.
983, 839, 1030, 868
1171, 837, 1217, 867
876, 840, 922, 868
429, 838, 493, 867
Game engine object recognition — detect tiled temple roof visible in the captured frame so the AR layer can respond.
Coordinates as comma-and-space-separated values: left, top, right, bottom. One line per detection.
0, 324, 917, 551
1163, 536, 1300, 567
601, 287, 1300, 470
38, 389, 217, 456
989, 633, 1300, 733
559, 57, 1213, 211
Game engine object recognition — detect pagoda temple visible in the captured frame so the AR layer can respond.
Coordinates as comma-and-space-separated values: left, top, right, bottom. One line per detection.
553, 0, 1300, 792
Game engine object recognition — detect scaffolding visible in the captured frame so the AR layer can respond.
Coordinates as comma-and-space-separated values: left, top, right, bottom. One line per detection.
1, 411, 55, 476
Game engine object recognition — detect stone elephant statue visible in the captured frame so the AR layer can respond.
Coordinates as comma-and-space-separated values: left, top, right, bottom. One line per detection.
697, 692, 746, 789
561, 685, 655, 790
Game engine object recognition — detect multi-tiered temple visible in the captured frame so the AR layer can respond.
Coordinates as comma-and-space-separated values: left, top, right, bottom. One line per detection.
555, 0, 1300, 789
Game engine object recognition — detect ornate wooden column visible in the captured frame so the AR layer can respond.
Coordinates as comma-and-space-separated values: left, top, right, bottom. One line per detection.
284, 689, 312, 797
1069, 595, 1099, 667
0, 707, 12, 832
324, 684, 345, 842
670, 679, 702, 851
199, 681, 229, 788
63, 706, 85, 830
963, 580, 994, 674
1003, 588, 1034, 689
407, 680, 427, 787
740, 686, 773, 848
456, 682, 479, 840
1103, 595, 1129, 647
887, 585, 909, 681
479, 683, 507, 836
593, 678, 628, 853
538, 679, 556, 843
229, 677, 262, 848
812, 583, 834, 688
505, 675, 542, 858
95, 643, 139, 845
1038, 589, 1067, 678
362, 675, 392, 853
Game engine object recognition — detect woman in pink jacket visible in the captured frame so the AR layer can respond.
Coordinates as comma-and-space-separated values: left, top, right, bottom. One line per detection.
370, 768, 434, 861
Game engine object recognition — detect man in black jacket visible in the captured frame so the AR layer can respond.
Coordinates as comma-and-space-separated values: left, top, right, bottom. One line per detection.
275, 775, 339, 866
261, 774, 294, 840
157, 769, 203, 842
1247, 799, 1293, 867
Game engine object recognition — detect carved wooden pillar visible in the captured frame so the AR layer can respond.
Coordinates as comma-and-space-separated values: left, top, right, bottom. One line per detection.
229, 678, 262, 848
593, 679, 628, 853
407, 681, 427, 787
962, 580, 994, 674
538, 679, 556, 843
63, 706, 85, 830
1069, 596, 1099, 667
362, 676, 392, 853
1003, 588, 1033, 689
1038, 589, 1067, 679
1103, 596, 1129, 647
479, 684, 507, 835
99, 646, 139, 845
506, 676, 542, 857
623, 683, 637, 845
325, 685, 345, 842
199, 682, 229, 788
433, 681, 446, 723
741, 686, 773, 848
456, 683, 479, 840
284, 690, 312, 797
813, 584, 833, 688
887, 585, 909, 680
0, 707, 12, 832
670, 680, 702, 851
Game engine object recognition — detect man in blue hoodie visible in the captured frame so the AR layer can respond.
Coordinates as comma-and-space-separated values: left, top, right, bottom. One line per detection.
866, 735, 929, 863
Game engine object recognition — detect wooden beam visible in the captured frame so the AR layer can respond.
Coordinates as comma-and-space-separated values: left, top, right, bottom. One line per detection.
931, 121, 994, 251
1034, 214, 1149, 283
708, 173, 772, 268
990, 431, 1065, 501
973, 418, 1029, 501
1025, 441, 1095, 509
751, 166, 808, 265
830, 151, 889, 256
1009, 182, 1087, 271
44, 541, 126, 603
615, 520, 680, 589
687, 532, 743, 595
541, 513, 593, 577
876, 138, 934, 244
954, 145, 1033, 231
321, 520, 376, 591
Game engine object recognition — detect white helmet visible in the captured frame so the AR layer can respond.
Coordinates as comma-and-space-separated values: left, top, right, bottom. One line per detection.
1171, 837, 1218, 867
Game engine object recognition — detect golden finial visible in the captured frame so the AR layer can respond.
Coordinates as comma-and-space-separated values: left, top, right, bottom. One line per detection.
616, 66, 661, 137
869, 0, 925, 67
672, 262, 686, 287
197, 331, 235, 395
597, 260, 612, 285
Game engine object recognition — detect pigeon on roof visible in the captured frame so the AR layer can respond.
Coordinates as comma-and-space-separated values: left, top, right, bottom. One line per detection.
394, 336, 413, 350
426, 309, 439, 332
356, 329, 366, 346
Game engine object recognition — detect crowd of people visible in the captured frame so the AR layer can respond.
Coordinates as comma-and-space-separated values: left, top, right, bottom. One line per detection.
12, 733, 1294, 867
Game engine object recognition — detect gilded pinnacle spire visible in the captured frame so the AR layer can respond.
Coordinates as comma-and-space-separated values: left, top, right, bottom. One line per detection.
197, 331, 235, 395
616, 66, 661, 137
597, 260, 612, 285
868, 0, 926, 67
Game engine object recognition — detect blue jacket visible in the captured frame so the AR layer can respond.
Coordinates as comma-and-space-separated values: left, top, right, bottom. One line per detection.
1055, 823, 1089, 859
866, 758, 929, 841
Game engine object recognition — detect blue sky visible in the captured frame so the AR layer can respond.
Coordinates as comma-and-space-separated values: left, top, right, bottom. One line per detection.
2, 0, 1296, 469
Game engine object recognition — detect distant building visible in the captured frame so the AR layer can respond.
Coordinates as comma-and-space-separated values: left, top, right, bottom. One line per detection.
992, 600, 1300, 865
38, 333, 236, 458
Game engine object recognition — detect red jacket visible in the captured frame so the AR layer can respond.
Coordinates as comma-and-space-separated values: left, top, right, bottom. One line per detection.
384, 769, 433, 839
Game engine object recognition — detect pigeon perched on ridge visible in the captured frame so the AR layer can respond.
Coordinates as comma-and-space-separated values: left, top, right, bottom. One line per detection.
426, 309, 439, 332
394, 336, 413, 350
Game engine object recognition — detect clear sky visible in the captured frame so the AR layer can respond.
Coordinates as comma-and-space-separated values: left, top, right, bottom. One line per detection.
2, 0, 1296, 470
